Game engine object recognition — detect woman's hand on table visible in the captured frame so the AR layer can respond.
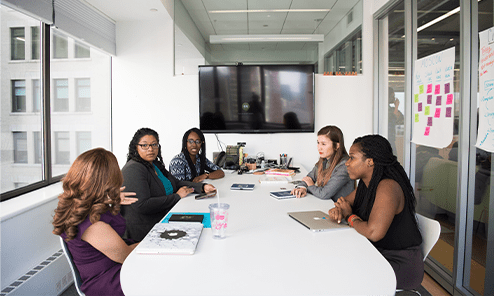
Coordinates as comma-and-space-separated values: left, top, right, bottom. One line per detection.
204, 184, 216, 193
329, 197, 352, 223
291, 187, 307, 198
119, 186, 138, 205
193, 173, 208, 183
177, 186, 194, 198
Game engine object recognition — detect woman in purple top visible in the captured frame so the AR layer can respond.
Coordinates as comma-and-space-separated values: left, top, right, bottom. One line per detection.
52, 148, 138, 296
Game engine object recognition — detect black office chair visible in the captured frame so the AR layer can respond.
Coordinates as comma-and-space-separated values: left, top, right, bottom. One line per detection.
59, 237, 86, 296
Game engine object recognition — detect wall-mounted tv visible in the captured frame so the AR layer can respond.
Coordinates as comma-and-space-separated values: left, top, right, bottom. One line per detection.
199, 64, 315, 133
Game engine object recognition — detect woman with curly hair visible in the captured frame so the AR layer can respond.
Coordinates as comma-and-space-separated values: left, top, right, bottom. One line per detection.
291, 125, 354, 201
52, 148, 138, 296
121, 127, 216, 242
169, 127, 224, 182
328, 134, 423, 290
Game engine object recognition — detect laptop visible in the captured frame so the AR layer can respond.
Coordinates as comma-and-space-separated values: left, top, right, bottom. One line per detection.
287, 210, 349, 232
135, 222, 203, 255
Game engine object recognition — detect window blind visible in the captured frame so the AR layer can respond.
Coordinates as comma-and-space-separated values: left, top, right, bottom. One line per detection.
2, 0, 116, 55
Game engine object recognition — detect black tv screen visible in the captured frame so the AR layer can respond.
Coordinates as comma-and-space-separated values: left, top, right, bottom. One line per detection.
199, 64, 315, 133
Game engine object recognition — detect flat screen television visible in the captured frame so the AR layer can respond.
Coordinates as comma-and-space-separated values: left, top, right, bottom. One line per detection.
199, 64, 315, 133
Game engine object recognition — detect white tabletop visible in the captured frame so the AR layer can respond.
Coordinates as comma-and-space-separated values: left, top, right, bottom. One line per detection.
121, 168, 396, 296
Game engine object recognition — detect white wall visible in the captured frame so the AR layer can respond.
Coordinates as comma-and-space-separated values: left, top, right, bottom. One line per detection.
112, 1, 375, 172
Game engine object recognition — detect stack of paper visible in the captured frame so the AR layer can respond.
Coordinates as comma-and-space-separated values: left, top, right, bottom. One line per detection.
259, 175, 292, 183
264, 168, 296, 177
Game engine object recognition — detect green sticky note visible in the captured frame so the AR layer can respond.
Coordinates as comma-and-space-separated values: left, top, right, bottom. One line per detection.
415, 113, 419, 122
414, 94, 419, 102
425, 106, 430, 115
419, 85, 424, 94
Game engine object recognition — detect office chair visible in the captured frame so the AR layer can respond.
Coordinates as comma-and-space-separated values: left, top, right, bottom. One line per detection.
396, 213, 441, 296
59, 237, 86, 296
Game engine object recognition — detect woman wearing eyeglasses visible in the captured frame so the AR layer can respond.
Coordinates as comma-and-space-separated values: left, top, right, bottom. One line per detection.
169, 127, 225, 182
121, 127, 216, 242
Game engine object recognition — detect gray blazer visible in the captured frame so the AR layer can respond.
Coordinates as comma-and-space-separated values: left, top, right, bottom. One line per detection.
300, 157, 354, 202
120, 159, 204, 242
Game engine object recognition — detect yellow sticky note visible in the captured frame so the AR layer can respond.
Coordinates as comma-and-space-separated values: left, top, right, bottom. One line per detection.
414, 94, 419, 102
419, 85, 424, 94
425, 106, 430, 115
415, 113, 419, 122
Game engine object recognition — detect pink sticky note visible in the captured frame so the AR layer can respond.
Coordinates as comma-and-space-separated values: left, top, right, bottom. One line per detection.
427, 95, 432, 104
424, 126, 431, 136
446, 107, 452, 118
434, 108, 441, 118
436, 96, 442, 106
427, 117, 433, 126
446, 93, 453, 104
444, 83, 450, 94
435, 84, 441, 94
418, 102, 423, 112
427, 84, 433, 93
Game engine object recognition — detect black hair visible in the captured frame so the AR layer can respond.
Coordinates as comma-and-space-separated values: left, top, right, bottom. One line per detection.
127, 127, 167, 174
352, 134, 418, 227
181, 127, 208, 180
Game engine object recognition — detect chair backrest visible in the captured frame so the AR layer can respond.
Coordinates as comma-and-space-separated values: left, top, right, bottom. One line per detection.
416, 214, 441, 261
59, 237, 86, 296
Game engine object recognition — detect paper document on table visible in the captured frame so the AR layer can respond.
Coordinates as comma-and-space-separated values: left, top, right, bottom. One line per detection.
135, 223, 203, 255
259, 175, 292, 184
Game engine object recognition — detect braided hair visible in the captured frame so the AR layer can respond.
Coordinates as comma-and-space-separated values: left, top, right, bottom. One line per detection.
352, 135, 418, 227
315, 125, 348, 186
126, 128, 167, 175
181, 128, 207, 180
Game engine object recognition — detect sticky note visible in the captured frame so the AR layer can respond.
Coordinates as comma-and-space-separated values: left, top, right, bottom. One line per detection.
446, 107, 452, 118
436, 96, 442, 106
425, 106, 430, 115
434, 108, 441, 118
418, 102, 423, 112
427, 95, 432, 104
414, 94, 419, 103
424, 126, 431, 136
427, 84, 433, 93
427, 117, 433, 126
446, 93, 453, 104
419, 85, 424, 94
415, 113, 419, 122
435, 84, 441, 94
444, 83, 450, 94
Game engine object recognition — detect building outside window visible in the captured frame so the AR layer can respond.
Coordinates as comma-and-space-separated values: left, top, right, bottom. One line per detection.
75, 78, 91, 112
76, 132, 91, 155
324, 29, 362, 74
75, 43, 90, 58
31, 26, 39, 60
53, 79, 69, 112
11, 80, 26, 112
13, 132, 28, 163
53, 33, 68, 59
32, 79, 40, 112
33, 131, 42, 164
10, 27, 25, 60
54, 132, 70, 164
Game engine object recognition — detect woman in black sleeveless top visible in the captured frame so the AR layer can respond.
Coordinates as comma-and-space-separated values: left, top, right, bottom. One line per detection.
328, 134, 423, 290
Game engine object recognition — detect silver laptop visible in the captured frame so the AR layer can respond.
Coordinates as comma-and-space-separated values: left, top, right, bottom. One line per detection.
288, 210, 349, 232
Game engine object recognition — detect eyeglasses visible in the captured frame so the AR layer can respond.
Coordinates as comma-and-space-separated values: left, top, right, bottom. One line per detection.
137, 143, 160, 150
187, 139, 203, 145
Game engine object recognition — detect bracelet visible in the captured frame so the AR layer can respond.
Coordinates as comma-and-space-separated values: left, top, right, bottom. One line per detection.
347, 214, 357, 227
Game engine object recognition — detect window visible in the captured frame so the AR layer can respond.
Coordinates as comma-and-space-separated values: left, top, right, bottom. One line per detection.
32, 79, 40, 112
76, 132, 91, 155
31, 26, 39, 60
13, 132, 28, 163
11, 27, 25, 60
54, 79, 69, 112
12, 80, 26, 112
75, 43, 90, 58
1, 5, 112, 201
75, 78, 91, 112
53, 34, 68, 59
34, 132, 42, 164
324, 29, 362, 74
55, 132, 70, 164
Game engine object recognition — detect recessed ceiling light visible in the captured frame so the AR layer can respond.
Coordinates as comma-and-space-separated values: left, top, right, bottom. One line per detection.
209, 9, 330, 13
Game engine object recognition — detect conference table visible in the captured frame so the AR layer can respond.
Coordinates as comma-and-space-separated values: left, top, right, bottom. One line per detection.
121, 167, 396, 295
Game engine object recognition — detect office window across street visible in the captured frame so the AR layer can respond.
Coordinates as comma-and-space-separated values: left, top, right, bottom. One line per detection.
10, 27, 25, 60
13, 132, 28, 163
54, 79, 69, 112
76, 78, 91, 112
11, 80, 26, 112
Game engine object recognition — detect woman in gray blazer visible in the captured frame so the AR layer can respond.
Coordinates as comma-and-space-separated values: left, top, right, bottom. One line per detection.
291, 125, 354, 202
121, 128, 216, 242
